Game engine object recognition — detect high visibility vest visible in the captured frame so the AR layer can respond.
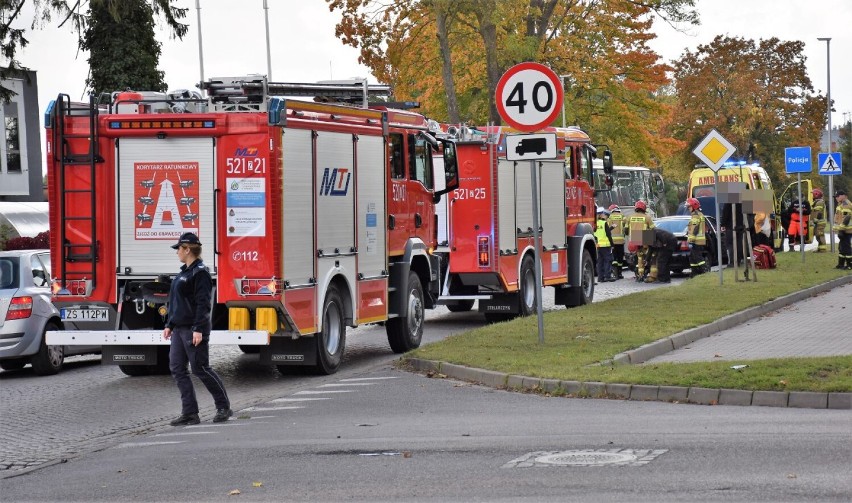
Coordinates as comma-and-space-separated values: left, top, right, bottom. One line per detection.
688, 210, 706, 246
607, 212, 625, 244
835, 200, 852, 234
595, 219, 611, 247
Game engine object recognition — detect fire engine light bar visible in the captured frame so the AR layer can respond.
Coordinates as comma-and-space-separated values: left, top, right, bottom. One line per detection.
108, 120, 215, 129
235, 278, 285, 296
478, 236, 490, 267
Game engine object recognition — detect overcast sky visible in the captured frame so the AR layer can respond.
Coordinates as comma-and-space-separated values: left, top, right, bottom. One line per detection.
12, 0, 852, 148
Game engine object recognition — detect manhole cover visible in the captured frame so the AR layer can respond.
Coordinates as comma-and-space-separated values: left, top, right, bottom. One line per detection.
535, 451, 637, 466
503, 449, 667, 468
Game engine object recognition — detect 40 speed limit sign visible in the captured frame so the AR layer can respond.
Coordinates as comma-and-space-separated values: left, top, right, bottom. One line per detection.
495, 62, 564, 132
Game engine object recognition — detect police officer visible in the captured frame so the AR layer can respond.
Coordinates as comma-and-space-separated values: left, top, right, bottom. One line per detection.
163, 232, 232, 426
834, 189, 852, 270
811, 189, 827, 252
595, 207, 614, 283
607, 204, 625, 279
686, 197, 708, 277
628, 200, 655, 281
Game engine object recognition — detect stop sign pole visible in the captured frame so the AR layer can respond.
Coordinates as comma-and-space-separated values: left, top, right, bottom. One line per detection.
496, 62, 563, 344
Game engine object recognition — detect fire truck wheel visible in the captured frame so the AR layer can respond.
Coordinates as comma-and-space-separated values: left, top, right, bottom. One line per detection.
119, 365, 152, 377
565, 249, 595, 308
30, 323, 64, 376
519, 255, 537, 317
315, 285, 346, 375
446, 299, 475, 312
386, 271, 424, 353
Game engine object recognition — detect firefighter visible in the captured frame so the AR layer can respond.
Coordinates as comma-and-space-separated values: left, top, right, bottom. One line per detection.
595, 207, 614, 283
686, 197, 708, 277
607, 204, 625, 279
628, 200, 655, 282
834, 189, 852, 269
811, 188, 827, 252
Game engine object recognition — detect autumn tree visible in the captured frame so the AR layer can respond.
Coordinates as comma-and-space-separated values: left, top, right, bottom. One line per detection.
669, 36, 826, 185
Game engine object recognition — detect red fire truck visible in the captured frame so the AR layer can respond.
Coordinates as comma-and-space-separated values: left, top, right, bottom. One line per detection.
44, 76, 458, 376
435, 126, 611, 321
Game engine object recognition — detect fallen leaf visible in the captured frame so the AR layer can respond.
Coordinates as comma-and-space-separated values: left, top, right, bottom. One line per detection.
228, 489, 241, 496
714, 354, 722, 358
779, 380, 788, 386
787, 473, 797, 479
252, 482, 263, 488
403, 451, 412, 458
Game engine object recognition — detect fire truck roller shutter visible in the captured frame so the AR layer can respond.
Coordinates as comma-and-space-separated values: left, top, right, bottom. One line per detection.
515, 160, 535, 236
540, 159, 566, 250
497, 159, 516, 252
116, 137, 215, 275
356, 134, 386, 278
315, 131, 357, 329
282, 129, 315, 287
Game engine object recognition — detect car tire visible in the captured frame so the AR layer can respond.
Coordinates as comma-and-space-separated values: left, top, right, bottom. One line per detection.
0, 359, 27, 371
30, 322, 64, 376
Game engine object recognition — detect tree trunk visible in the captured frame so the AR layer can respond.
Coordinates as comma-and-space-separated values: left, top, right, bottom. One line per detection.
476, 7, 501, 125
435, 9, 460, 123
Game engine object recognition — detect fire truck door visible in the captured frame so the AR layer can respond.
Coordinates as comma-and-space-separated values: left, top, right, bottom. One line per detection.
116, 137, 216, 275
388, 133, 412, 255
408, 134, 436, 246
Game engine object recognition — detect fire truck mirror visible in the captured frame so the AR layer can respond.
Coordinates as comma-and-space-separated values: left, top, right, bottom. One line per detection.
602, 150, 614, 173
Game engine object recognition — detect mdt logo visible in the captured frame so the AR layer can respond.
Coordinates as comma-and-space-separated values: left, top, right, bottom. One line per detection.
235, 147, 258, 157
319, 168, 351, 196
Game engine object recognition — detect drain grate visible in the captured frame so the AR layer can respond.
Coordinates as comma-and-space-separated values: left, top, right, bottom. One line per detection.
502, 449, 667, 468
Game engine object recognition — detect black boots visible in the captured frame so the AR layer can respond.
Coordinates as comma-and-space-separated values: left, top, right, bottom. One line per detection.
837, 257, 846, 269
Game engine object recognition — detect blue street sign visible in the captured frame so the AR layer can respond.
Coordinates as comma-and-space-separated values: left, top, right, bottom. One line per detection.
785, 146, 812, 174
817, 152, 842, 175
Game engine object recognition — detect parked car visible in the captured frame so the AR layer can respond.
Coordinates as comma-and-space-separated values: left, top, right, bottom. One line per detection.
624, 215, 725, 275
0, 250, 99, 375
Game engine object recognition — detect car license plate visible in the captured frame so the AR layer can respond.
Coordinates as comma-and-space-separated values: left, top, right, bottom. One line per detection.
60, 308, 109, 321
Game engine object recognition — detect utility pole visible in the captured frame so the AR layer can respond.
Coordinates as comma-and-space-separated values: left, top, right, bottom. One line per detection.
817, 37, 835, 252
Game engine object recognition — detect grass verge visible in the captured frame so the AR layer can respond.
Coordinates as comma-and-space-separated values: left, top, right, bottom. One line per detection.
408, 252, 852, 393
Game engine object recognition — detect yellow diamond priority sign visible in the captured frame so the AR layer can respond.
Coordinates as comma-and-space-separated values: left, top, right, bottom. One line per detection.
693, 129, 736, 172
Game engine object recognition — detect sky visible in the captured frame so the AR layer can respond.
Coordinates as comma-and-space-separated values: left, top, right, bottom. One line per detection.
9, 0, 852, 170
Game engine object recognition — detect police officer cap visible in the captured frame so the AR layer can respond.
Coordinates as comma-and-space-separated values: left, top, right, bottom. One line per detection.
171, 232, 202, 249
835, 189, 848, 197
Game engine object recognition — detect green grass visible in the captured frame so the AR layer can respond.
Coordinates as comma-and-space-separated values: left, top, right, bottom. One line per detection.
408, 252, 852, 393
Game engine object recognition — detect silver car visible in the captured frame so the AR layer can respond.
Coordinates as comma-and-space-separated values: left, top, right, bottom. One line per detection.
0, 250, 98, 375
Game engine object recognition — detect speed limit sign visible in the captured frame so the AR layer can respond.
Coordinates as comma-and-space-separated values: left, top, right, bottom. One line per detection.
495, 62, 564, 132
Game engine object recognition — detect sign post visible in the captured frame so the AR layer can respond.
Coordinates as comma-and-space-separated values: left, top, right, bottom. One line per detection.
818, 152, 843, 252
496, 62, 563, 344
785, 147, 813, 262
692, 129, 736, 285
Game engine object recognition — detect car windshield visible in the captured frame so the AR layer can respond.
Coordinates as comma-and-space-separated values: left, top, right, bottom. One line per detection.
0, 257, 20, 289
655, 219, 689, 234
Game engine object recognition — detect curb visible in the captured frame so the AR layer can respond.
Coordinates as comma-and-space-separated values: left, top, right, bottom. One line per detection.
405, 357, 852, 410
612, 275, 852, 365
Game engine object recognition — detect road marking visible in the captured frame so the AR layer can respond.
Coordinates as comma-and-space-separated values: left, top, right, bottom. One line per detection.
155, 431, 217, 437
242, 406, 305, 412
269, 397, 331, 403
339, 377, 399, 382
318, 382, 376, 387
294, 390, 355, 395
115, 441, 183, 449
185, 422, 262, 429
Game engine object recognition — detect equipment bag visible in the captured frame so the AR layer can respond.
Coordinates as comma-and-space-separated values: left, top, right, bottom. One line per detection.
752, 244, 777, 269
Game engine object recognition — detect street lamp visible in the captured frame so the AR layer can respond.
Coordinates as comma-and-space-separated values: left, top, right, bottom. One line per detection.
560, 75, 570, 129
817, 37, 835, 252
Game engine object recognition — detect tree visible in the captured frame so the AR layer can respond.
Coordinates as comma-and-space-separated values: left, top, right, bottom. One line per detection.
669, 36, 826, 186
328, 0, 698, 165
1, 0, 187, 101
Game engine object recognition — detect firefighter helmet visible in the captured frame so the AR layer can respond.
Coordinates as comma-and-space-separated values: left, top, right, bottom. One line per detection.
813, 188, 823, 199
686, 198, 701, 211
634, 200, 647, 212
628, 242, 639, 253
608, 204, 621, 212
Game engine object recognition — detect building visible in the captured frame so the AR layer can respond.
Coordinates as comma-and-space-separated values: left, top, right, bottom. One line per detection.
1, 69, 44, 202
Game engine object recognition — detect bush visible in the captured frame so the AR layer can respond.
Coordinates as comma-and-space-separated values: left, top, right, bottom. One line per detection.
4, 230, 50, 250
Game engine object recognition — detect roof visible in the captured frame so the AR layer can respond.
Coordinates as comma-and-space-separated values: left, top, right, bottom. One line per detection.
0, 201, 49, 238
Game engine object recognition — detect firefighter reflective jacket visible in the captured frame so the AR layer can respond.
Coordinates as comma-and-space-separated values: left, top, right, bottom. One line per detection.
688, 210, 706, 246
835, 199, 852, 234
812, 198, 826, 226
628, 212, 655, 245
607, 212, 625, 245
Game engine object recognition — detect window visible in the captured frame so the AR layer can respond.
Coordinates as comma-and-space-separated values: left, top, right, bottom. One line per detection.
31, 254, 49, 288
389, 133, 405, 179
408, 134, 433, 189
580, 146, 592, 181
4, 110, 22, 173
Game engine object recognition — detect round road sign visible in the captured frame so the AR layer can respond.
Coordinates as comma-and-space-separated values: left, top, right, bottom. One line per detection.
495, 62, 564, 132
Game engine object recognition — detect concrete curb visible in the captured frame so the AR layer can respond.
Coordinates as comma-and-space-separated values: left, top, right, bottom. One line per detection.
405, 357, 852, 410
612, 275, 852, 365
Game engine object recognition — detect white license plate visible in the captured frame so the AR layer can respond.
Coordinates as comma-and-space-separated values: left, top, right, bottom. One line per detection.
61, 308, 109, 321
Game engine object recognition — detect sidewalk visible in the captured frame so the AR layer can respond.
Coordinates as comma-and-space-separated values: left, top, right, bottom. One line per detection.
645, 282, 852, 364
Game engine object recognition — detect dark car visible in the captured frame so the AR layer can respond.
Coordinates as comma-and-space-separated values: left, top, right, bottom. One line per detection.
654, 215, 725, 275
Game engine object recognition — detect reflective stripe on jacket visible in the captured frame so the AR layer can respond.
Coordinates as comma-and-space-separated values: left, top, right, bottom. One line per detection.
607, 212, 625, 244
688, 210, 706, 246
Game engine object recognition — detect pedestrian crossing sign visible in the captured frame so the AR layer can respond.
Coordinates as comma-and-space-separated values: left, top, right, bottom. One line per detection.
818, 152, 842, 175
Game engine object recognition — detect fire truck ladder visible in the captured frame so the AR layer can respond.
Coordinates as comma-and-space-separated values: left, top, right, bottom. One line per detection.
53, 94, 103, 291
201, 76, 395, 110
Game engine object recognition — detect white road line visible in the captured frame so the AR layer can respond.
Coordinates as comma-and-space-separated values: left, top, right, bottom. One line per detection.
269, 397, 331, 403
155, 431, 217, 437
294, 390, 355, 395
242, 406, 305, 412
318, 382, 376, 387
247, 415, 277, 419
185, 422, 262, 429
339, 377, 399, 382
115, 441, 183, 448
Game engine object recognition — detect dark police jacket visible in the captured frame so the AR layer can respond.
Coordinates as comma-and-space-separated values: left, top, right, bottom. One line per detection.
167, 258, 212, 336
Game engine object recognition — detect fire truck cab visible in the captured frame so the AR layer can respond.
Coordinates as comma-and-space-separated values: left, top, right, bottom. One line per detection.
44, 76, 458, 376
436, 126, 611, 321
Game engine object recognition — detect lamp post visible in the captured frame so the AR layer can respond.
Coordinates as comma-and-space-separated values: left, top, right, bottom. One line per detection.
560, 75, 570, 129
817, 37, 835, 252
